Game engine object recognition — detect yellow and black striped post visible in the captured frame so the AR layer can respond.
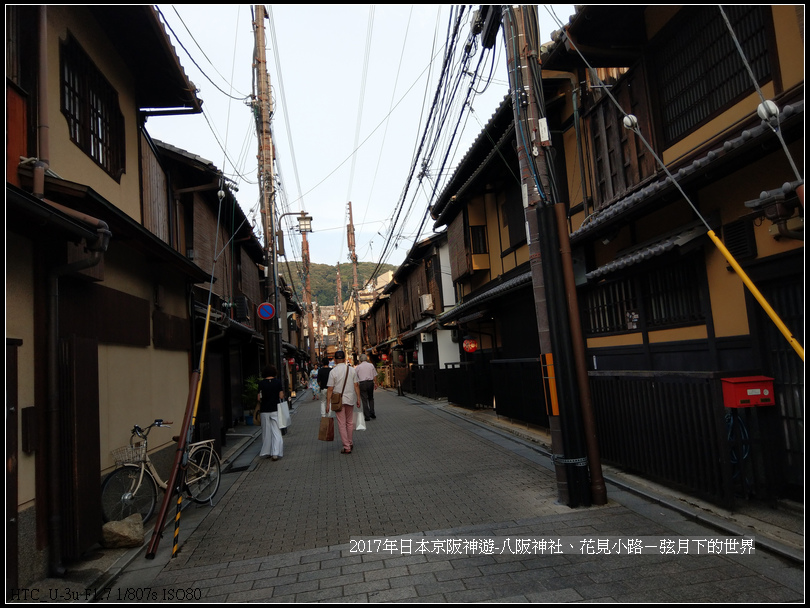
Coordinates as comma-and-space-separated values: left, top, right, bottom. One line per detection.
172, 492, 182, 558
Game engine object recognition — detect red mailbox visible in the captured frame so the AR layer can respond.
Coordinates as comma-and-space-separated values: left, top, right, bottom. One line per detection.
721, 376, 775, 408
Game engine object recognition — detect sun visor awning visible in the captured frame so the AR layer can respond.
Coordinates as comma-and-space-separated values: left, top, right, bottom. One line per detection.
399, 320, 438, 342
586, 224, 707, 281
439, 272, 532, 324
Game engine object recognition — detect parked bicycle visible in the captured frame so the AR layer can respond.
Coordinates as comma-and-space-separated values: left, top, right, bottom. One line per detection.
100, 419, 221, 523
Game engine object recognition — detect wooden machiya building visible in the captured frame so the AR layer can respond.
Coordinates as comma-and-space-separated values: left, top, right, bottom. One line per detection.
535, 5, 804, 507
429, 94, 556, 426
5, 5, 268, 588
364, 234, 458, 399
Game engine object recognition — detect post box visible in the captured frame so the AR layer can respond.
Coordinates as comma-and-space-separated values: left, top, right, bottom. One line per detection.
721, 376, 775, 408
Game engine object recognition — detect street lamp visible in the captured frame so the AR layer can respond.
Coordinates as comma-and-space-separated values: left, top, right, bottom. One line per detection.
276, 211, 313, 257
272, 211, 315, 372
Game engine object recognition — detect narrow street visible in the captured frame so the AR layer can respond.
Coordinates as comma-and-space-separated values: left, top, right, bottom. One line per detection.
81, 388, 804, 603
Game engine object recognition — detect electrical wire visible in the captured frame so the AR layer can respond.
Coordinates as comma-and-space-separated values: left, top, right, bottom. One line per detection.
156, 6, 250, 103
169, 5, 251, 100
718, 6, 802, 184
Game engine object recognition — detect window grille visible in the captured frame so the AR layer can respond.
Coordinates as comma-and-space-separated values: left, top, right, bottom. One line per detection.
583, 256, 704, 335
60, 34, 125, 180
643, 261, 704, 328
653, 6, 770, 145
584, 278, 639, 335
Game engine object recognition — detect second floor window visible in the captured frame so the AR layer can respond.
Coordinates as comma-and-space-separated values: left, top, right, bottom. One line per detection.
653, 5, 772, 146
60, 34, 125, 180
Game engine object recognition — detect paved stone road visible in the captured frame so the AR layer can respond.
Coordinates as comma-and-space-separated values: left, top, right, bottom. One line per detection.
99, 389, 803, 603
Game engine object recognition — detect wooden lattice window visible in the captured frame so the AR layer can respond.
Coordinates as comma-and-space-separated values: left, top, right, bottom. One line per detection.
653, 5, 771, 145
60, 33, 125, 180
584, 277, 639, 335
583, 255, 705, 335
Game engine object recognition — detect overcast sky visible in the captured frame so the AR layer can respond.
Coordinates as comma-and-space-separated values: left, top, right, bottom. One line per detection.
148, 5, 576, 272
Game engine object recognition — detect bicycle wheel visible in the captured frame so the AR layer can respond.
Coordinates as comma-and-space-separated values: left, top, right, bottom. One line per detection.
184, 447, 221, 504
100, 464, 158, 524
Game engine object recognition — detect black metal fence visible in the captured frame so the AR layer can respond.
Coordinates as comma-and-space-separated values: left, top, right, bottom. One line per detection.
440, 361, 493, 408
403, 361, 780, 508
589, 371, 737, 507
490, 359, 550, 427
408, 364, 444, 399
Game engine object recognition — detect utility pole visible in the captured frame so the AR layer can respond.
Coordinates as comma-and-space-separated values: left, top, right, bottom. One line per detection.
252, 5, 280, 371
347, 201, 362, 361
499, 5, 604, 507
302, 230, 316, 365
336, 265, 345, 348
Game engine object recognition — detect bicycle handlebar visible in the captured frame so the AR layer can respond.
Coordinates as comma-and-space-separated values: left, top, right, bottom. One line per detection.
132, 419, 173, 438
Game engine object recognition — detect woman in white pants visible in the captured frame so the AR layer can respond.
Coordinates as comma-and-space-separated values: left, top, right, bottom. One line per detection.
255, 365, 285, 460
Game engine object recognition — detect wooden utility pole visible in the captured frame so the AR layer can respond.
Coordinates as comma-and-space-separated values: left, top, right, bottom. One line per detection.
336, 265, 345, 348
500, 5, 604, 507
253, 5, 280, 370
347, 201, 362, 360
302, 231, 316, 365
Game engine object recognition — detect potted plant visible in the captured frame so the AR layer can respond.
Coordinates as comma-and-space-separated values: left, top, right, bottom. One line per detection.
241, 375, 260, 426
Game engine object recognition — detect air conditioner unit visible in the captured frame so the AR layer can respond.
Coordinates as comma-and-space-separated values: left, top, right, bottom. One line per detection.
419, 294, 434, 313
234, 295, 249, 322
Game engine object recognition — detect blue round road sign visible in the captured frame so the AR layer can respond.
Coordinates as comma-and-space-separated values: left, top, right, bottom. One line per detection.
257, 302, 275, 320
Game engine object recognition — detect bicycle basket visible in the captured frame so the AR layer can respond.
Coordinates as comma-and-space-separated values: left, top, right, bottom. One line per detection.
111, 444, 146, 465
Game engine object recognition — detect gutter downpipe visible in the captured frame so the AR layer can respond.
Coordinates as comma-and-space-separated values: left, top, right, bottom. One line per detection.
33, 6, 49, 203
555, 203, 607, 505
556, 71, 606, 504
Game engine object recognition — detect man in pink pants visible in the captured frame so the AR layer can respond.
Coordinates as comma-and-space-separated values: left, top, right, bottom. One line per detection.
326, 351, 360, 454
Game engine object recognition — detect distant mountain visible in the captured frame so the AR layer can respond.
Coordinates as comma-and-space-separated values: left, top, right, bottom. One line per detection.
279, 261, 397, 307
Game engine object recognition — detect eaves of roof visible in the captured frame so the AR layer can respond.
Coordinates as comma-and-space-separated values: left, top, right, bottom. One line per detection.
438, 271, 532, 324
432, 122, 517, 229
87, 6, 202, 113
28, 173, 210, 283
399, 320, 438, 342
431, 94, 513, 221
571, 100, 805, 245
586, 222, 707, 281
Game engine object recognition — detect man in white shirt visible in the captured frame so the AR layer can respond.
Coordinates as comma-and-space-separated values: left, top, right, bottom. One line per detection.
356, 354, 377, 421
326, 350, 360, 454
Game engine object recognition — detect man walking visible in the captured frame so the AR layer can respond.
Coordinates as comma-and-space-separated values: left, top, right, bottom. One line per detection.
326, 351, 360, 454
356, 354, 377, 421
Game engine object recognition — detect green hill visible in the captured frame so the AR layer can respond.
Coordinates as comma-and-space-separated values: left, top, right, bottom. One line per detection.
279, 261, 397, 307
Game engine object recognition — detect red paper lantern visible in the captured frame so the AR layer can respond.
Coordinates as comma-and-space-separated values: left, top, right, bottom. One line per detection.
381, 354, 388, 361
462, 338, 479, 353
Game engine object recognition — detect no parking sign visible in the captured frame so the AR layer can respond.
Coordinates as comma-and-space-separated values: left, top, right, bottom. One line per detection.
257, 302, 275, 320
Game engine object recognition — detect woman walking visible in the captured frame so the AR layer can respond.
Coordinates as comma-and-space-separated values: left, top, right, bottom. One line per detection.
326, 351, 360, 454
255, 365, 285, 461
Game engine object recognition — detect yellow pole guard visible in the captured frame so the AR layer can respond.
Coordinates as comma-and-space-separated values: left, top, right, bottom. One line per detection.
708, 230, 804, 361
543, 353, 560, 417
191, 304, 213, 423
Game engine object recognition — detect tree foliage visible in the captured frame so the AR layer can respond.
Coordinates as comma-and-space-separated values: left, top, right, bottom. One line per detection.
281, 262, 397, 307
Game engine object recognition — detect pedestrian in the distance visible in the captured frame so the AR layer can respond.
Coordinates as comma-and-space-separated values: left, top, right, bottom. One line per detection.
309, 362, 321, 400
326, 350, 360, 454
317, 357, 332, 417
255, 364, 285, 461
356, 354, 377, 421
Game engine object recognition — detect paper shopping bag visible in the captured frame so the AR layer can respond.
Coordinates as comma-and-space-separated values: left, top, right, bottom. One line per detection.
318, 416, 334, 441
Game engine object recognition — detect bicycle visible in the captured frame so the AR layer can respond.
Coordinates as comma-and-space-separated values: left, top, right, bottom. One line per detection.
100, 419, 221, 523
